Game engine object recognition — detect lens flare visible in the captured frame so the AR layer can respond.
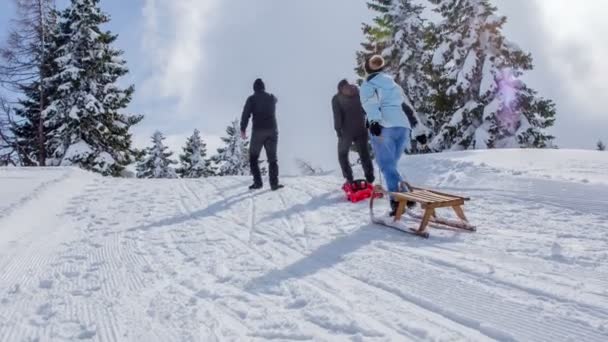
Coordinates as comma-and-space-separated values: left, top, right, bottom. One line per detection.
496, 68, 520, 133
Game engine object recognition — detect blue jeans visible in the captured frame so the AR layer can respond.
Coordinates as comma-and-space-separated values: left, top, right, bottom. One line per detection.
370, 127, 410, 194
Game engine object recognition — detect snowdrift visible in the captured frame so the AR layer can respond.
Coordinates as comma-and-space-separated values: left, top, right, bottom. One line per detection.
0, 150, 607, 341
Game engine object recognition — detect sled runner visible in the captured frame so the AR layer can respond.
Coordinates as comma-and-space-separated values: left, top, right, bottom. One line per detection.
370, 182, 476, 238
342, 179, 382, 203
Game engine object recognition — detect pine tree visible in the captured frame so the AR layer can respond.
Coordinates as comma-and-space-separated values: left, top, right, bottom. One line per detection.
357, 0, 427, 108
356, 0, 432, 153
136, 131, 177, 179
178, 129, 215, 178
12, 72, 61, 166
212, 119, 250, 176
598, 140, 606, 151
428, 0, 556, 151
0, 97, 17, 165
356, 0, 393, 76
44, 0, 143, 176
1, 0, 59, 166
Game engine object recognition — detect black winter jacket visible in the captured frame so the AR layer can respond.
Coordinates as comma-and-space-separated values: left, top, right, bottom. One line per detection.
332, 87, 368, 138
241, 91, 278, 133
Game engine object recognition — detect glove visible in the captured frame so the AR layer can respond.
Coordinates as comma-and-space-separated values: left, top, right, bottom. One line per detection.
369, 121, 383, 136
415, 134, 427, 145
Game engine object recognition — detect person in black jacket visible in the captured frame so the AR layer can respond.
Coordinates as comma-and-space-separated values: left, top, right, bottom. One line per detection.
240, 78, 283, 191
332, 79, 375, 185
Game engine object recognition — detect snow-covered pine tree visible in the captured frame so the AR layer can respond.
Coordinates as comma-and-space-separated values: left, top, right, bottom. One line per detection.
44, 0, 143, 176
136, 131, 177, 179
0, 97, 17, 165
0, 99, 15, 165
178, 129, 215, 178
213, 119, 250, 176
1, 0, 59, 166
356, 0, 394, 76
356, 0, 433, 153
12, 70, 61, 166
598, 140, 606, 151
428, 0, 556, 151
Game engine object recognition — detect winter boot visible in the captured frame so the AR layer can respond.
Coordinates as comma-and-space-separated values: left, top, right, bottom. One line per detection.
389, 200, 400, 217
249, 183, 263, 190
271, 184, 284, 191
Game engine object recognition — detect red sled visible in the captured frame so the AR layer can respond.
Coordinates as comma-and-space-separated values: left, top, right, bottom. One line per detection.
342, 180, 382, 203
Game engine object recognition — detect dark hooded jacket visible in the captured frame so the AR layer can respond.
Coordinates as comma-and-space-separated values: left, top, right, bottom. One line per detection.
332, 82, 368, 138
241, 79, 278, 133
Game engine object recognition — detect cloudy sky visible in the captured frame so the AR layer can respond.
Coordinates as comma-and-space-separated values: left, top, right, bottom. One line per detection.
1, 0, 606, 172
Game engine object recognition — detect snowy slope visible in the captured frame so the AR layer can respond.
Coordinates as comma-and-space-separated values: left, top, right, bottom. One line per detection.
0, 150, 607, 341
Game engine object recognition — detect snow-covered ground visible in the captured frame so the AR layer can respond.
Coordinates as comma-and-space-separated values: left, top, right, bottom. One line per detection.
0, 150, 607, 341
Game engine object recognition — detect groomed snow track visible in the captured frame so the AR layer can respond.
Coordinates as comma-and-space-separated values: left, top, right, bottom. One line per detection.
1, 150, 607, 341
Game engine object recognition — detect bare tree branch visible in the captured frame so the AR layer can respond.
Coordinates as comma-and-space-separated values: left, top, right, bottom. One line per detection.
0, 0, 56, 165
0, 96, 18, 166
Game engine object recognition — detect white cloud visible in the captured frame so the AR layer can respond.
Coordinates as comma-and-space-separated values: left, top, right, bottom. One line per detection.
140, 0, 219, 114
132, 0, 606, 165
533, 0, 608, 118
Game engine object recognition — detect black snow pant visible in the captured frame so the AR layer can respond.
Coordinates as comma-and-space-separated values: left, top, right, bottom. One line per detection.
250, 129, 279, 187
338, 133, 374, 183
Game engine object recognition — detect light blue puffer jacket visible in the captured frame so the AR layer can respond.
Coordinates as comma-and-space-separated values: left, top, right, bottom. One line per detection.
360, 73, 411, 129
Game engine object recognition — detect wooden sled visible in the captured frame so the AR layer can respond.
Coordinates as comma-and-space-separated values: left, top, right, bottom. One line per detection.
370, 182, 476, 238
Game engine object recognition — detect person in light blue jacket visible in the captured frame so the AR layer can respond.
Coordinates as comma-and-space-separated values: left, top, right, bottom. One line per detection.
360, 55, 412, 216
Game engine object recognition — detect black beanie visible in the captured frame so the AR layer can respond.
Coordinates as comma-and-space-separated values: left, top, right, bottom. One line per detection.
253, 78, 265, 92
337, 79, 349, 92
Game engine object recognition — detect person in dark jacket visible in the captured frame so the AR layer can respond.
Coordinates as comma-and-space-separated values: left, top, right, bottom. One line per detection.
241, 78, 283, 191
332, 79, 375, 185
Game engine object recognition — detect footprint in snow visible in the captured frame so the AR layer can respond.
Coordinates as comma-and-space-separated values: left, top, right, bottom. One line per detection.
8, 284, 20, 295
39, 279, 53, 289
62, 270, 80, 279
53, 321, 97, 340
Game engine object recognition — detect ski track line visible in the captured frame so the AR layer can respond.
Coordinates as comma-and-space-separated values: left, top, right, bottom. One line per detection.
136, 180, 254, 339
0, 174, 125, 341
49, 180, 177, 341
296, 180, 608, 341
3, 170, 606, 341
418, 192, 608, 267
248, 194, 256, 244
427, 165, 608, 218
279, 181, 338, 252
233, 195, 441, 339
173, 179, 462, 340
56, 190, 133, 341
204, 177, 255, 229
0, 168, 72, 221
169, 181, 329, 339
262, 182, 339, 256
400, 247, 608, 326
0, 169, 91, 285
93, 180, 212, 341
403, 242, 608, 311
292, 216, 502, 340
232, 181, 498, 340
274, 191, 304, 253
341, 244, 608, 342
3, 177, 233, 341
